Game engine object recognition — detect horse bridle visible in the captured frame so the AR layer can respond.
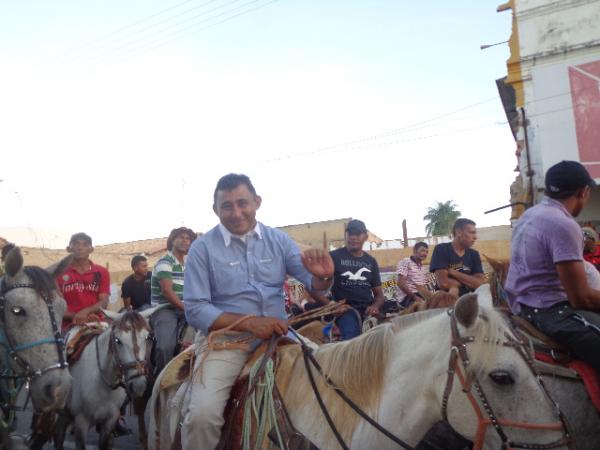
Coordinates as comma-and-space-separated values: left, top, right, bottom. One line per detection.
293, 308, 575, 450
0, 281, 68, 381
95, 322, 150, 396
441, 308, 574, 450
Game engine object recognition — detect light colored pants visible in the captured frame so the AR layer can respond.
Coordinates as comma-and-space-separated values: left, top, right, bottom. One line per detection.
180, 334, 251, 450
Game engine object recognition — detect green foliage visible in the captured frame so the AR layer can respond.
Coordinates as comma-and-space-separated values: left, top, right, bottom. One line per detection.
423, 201, 461, 237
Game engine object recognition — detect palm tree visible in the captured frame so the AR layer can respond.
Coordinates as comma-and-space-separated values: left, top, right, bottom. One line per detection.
423, 201, 461, 237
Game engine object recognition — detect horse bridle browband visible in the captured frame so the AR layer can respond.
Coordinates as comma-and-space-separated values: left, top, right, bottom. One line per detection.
95, 322, 150, 396
441, 308, 574, 450
292, 309, 574, 450
0, 281, 68, 381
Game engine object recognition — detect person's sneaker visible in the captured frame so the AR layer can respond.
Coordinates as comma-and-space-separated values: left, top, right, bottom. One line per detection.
112, 416, 132, 437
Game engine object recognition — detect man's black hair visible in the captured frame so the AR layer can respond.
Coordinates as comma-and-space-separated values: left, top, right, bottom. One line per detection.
452, 218, 476, 236
131, 255, 147, 269
167, 227, 197, 251
414, 241, 428, 252
69, 232, 92, 246
213, 173, 257, 205
1, 242, 16, 260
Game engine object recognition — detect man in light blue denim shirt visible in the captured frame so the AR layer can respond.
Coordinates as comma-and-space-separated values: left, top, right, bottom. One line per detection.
178, 173, 333, 449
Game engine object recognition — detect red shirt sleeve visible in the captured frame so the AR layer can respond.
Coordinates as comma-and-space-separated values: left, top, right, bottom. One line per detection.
98, 267, 111, 295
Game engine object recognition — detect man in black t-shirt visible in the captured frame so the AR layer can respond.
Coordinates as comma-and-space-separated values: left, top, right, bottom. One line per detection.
121, 255, 151, 310
429, 218, 485, 297
312, 219, 385, 340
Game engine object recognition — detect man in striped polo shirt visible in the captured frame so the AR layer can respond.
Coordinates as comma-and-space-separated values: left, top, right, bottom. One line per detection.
396, 241, 430, 307
150, 226, 197, 375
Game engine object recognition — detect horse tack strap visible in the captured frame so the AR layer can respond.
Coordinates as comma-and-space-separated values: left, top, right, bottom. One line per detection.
443, 309, 574, 450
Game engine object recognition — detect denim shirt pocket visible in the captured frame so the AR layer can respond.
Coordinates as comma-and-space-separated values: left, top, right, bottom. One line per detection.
211, 258, 245, 296
255, 253, 284, 287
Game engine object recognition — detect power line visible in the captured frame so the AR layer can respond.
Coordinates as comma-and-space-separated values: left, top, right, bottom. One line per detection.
108, 0, 279, 64
258, 123, 499, 163
69, 0, 246, 65
58, 0, 200, 61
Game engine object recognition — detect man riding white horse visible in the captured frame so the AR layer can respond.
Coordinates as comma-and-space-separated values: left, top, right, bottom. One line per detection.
506, 160, 600, 373
179, 173, 334, 449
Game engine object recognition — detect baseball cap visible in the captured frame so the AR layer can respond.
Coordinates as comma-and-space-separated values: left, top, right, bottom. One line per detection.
545, 161, 596, 197
346, 219, 367, 234
582, 227, 598, 242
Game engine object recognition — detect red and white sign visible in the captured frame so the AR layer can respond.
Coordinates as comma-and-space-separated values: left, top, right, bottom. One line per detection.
569, 61, 600, 179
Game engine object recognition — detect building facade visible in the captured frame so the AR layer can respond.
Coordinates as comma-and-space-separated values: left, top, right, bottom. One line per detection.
498, 0, 600, 228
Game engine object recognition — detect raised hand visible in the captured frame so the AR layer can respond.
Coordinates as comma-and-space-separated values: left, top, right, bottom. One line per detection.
301, 248, 334, 280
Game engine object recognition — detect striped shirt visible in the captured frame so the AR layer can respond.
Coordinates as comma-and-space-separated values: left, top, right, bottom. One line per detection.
395, 256, 428, 301
151, 251, 185, 305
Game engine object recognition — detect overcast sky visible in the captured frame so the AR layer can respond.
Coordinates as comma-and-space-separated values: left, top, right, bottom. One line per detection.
0, 0, 515, 247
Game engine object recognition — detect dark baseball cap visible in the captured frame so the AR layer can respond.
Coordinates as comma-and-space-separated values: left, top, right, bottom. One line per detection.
346, 219, 367, 234
545, 161, 596, 197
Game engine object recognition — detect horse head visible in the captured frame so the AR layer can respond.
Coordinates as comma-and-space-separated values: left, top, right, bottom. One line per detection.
442, 290, 570, 450
101, 305, 162, 398
0, 247, 73, 412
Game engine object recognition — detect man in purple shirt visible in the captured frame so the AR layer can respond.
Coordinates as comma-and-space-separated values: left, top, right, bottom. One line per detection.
505, 160, 600, 372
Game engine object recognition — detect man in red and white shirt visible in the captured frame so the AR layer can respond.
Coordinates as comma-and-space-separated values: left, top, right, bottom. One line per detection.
56, 232, 110, 328
583, 227, 600, 271
396, 241, 430, 306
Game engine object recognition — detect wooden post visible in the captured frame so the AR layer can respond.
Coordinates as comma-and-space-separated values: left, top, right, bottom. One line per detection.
402, 219, 408, 248
323, 232, 328, 249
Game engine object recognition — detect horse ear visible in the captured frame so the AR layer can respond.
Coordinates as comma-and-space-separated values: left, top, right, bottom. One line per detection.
4, 246, 24, 277
454, 293, 479, 329
102, 309, 123, 322
138, 303, 169, 320
474, 283, 493, 309
46, 254, 74, 279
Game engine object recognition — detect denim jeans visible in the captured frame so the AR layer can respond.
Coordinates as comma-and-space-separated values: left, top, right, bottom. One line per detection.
336, 308, 363, 340
520, 302, 600, 372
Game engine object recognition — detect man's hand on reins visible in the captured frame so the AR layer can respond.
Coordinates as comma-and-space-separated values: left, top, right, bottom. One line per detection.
242, 316, 289, 340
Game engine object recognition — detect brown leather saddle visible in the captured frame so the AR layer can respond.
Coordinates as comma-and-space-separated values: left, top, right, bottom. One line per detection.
66, 324, 106, 365
216, 336, 318, 450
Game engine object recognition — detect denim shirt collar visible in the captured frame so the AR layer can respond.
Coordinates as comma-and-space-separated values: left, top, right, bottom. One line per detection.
218, 222, 262, 247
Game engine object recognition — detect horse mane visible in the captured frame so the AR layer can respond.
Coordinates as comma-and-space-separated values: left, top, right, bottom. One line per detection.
315, 324, 394, 411
114, 310, 150, 332
20, 266, 58, 300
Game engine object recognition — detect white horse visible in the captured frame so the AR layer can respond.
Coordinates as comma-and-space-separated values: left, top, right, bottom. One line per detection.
54, 307, 159, 450
1, 247, 73, 450
150, 289, 572, 450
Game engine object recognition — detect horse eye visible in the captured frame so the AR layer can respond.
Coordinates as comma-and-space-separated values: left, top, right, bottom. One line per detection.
114, 337, 122, 345
11, 306, 25, 316
489, 371, 514, 386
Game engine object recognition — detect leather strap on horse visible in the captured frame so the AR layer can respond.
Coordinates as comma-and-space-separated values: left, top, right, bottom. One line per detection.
441, 309, 573, 450
289, 327, 416, 450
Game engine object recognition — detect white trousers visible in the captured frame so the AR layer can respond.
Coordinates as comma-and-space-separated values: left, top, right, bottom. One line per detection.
180, 334, 251, 450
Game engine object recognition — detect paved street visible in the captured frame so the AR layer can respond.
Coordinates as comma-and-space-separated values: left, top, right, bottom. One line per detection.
13, 401, 144, 450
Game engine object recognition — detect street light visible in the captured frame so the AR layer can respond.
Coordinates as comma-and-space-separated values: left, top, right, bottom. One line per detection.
480, 40, 508, 50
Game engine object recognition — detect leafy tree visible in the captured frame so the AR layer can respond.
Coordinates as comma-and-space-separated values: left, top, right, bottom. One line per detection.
423, 201, 461, 236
